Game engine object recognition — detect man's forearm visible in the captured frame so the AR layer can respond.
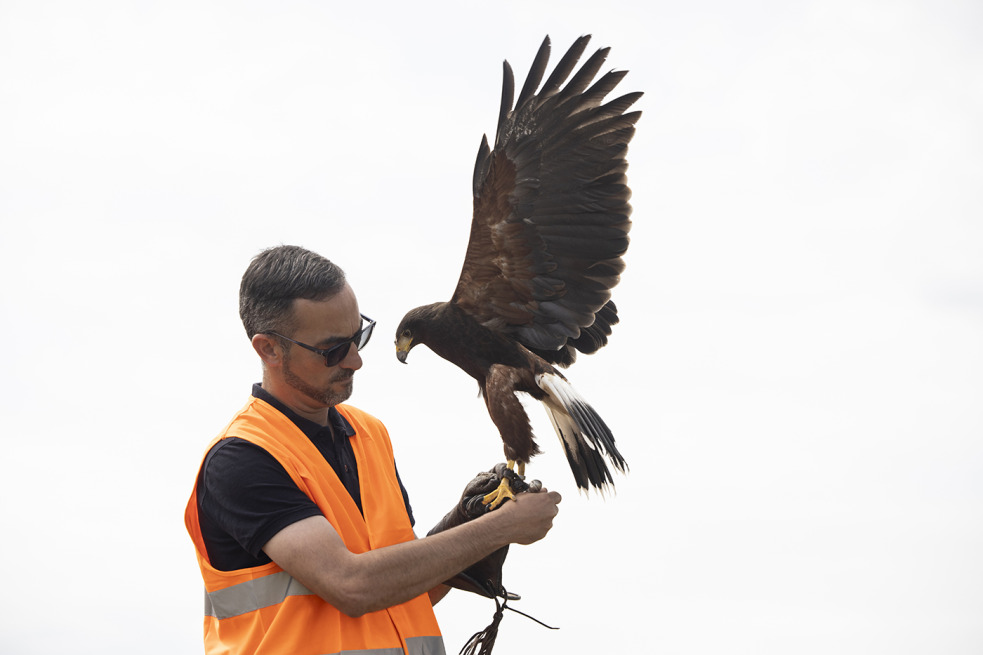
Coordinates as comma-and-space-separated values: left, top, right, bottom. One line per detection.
264, 488, 560, 617
266, 504, 513, 617
333, 510, 513, 615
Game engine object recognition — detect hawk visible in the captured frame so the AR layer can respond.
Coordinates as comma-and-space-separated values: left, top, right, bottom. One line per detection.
395, 35, 641, 505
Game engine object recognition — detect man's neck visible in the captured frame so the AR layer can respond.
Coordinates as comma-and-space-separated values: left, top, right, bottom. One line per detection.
259, 377, 332, 427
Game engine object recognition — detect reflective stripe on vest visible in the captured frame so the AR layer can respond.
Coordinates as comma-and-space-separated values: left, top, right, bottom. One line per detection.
293, 637, 444, 655
204, 571, 315, 619
403, 637, 446, 655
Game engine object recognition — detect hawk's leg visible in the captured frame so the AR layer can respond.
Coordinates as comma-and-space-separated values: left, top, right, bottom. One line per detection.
481, 461, 530, 509
482, 460, 518, 509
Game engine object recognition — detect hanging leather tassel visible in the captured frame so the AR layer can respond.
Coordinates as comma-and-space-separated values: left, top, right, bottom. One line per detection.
458, 587, 558, 655
459, 596, 505, 655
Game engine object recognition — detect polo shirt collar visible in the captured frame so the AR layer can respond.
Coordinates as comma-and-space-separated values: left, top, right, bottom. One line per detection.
250, 383, 355, 441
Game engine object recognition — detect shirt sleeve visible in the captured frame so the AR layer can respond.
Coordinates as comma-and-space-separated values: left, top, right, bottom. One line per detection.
198, 438, 324, 562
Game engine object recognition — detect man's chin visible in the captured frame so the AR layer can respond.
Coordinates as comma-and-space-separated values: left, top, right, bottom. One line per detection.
335, 381, 354, 404
324, 377, 355, 405
283, 368, 354, 408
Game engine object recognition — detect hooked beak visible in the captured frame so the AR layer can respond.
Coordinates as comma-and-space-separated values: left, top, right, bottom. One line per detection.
395, 336, 412, 364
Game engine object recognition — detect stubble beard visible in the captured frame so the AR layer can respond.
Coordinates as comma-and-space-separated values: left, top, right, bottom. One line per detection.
282, 358, 354, 407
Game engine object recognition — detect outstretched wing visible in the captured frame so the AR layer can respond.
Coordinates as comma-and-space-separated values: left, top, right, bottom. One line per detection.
450, 35, 641, 365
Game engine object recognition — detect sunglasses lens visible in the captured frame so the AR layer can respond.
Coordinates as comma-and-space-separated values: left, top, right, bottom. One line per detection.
320, 319, 374, 366
356, 322, 374, 350
323, 342, 351, 367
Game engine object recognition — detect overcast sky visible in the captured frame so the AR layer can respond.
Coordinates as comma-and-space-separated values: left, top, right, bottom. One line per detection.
1, 1, 981, 653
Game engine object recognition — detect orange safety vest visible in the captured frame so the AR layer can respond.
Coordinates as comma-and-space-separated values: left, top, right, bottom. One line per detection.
185, 396, 444, 655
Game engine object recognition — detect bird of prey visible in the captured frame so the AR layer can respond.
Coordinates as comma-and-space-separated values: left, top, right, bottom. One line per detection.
395, 34, 640, 506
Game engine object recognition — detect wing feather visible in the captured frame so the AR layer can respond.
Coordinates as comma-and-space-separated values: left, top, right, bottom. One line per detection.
496, 62, 515, 148
451, 35, 641, 366
538, 35, 592, 98
512, 36, 552, 117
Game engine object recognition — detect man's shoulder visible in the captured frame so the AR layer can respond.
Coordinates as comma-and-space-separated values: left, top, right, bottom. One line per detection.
203, 437, 279, 473
335, 403, 383, 426
334, 404, 393, 443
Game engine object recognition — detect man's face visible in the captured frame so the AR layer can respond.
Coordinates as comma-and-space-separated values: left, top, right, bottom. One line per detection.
280, 284, 364, 408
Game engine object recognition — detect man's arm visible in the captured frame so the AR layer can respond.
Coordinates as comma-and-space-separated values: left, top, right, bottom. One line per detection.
263, 489, 561, 617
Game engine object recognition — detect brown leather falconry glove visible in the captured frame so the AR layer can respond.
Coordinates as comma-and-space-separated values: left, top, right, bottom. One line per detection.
427, 463, 540, 600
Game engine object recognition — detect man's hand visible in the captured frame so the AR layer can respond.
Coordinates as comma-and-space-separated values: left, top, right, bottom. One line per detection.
492, 486, 562, 546
427, 464, 561, 599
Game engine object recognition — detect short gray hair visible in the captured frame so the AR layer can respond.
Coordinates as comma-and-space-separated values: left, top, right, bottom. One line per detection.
239, 245, 347, 339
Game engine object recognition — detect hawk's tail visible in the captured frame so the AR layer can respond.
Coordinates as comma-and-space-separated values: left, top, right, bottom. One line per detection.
536, 373, 628, 492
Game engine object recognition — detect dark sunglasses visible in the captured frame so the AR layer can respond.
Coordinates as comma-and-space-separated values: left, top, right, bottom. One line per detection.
268, 314, 376, 367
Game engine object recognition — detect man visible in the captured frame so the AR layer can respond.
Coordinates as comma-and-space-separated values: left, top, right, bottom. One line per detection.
185, 245, 562, 655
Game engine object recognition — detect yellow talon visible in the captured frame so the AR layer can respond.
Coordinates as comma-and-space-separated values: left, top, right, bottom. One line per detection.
481, 477, 516, 509
482, 460, 518, 509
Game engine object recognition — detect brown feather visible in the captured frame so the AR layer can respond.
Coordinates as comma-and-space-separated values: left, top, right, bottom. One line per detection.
451, 35, 640, 358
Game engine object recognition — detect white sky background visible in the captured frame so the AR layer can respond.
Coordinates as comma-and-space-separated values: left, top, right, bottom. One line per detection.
1, 0, 981, 652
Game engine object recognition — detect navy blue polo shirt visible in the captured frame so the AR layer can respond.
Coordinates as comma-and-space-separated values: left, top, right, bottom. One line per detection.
196, 384, 414, 571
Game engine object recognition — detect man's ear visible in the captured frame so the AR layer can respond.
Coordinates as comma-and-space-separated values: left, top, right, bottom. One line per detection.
251, 333, 283, 367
